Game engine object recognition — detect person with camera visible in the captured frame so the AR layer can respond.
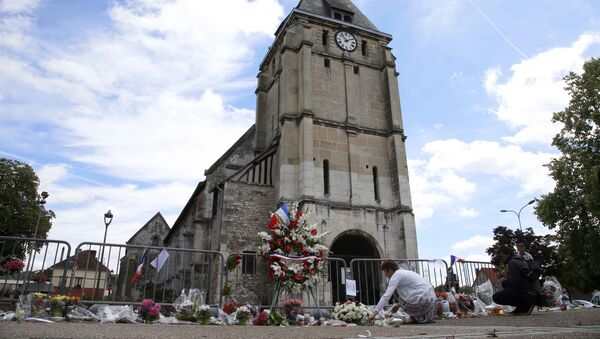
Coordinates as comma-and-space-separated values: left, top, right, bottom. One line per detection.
492, 246, 542, 315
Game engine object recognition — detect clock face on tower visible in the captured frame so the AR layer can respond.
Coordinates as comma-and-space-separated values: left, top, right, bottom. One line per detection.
335, 31, 357, 52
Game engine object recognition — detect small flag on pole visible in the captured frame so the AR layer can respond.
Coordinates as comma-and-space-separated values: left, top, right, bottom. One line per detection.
130, 248, 148, 284
450, 255, 465, 267
274, 202, 290, 225
150, 249, 169, 272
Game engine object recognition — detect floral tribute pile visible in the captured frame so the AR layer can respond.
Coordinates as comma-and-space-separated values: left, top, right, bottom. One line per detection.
258, 202, 330, 293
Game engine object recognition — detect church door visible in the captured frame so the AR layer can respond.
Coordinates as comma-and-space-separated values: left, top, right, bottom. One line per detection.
330, 233, 381, 305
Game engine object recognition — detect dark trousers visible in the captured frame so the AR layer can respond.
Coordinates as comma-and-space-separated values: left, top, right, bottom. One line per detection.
492, 288, 535, 313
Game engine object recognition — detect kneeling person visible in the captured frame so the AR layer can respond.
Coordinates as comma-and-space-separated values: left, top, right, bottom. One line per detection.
492, 246, 541, 314
368, 260, 437, 324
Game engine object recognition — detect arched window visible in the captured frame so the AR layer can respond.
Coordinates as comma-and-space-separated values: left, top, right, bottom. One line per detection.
323, 159, 330, 195
373, 166, 380, 201
151, 236, 159, 246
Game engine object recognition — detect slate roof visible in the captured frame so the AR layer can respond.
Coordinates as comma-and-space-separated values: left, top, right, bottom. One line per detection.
296, 0, 378, 31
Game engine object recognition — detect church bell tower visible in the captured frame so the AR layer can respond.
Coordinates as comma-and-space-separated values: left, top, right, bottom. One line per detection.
254, 0, 418, 270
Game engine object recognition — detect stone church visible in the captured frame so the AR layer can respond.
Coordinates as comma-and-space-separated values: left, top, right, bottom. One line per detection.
128, 0, 418, 304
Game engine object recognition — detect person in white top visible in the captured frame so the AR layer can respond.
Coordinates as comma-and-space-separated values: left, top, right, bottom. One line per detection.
367, 260, 437, 324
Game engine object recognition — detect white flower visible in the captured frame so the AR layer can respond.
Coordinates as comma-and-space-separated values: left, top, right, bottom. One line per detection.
258, 232, 272, 241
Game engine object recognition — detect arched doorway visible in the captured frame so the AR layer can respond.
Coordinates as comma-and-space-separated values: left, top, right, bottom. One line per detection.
329, 231, 381, 305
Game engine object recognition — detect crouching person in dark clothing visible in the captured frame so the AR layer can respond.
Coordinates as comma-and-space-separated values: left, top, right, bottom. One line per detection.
492, 246, 541, 315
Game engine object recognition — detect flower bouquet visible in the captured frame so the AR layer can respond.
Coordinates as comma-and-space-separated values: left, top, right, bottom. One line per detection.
50, 295, 78, 317
32, 273, 48, 284
196, 305, 212, 325
282, 299, 303, 325
332, 300, 370, 325
31, 293, 49, 317
236, 305, 251, 325
227, 254, 242, 272
1, 258, 24, 276
175, 299, 197, 322
139, 299, 161, 323
222, 282, 232, 296
253, 310, 270, 326
222, 300, 239, 315
267, 309, 285, 326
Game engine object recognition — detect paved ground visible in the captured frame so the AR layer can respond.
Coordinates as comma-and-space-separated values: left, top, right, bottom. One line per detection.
0, 308, 598, 338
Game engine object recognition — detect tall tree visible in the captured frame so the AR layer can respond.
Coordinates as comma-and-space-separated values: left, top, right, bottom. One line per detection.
535, 58, 600, 293
0, 158, 53, 257
486, 226, 560, 277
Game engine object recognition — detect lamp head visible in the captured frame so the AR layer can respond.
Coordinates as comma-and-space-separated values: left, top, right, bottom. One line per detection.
104, 210, 113, 227
527, 199, 535, 205
500, 209, 508, 213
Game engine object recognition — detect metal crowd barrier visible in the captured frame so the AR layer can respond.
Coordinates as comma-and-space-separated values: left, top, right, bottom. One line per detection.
225, 253, 347, 310
0, 236, 71, 302
70, 242, 224, 306
349, 258, 449, 305
451, 260, 500, 296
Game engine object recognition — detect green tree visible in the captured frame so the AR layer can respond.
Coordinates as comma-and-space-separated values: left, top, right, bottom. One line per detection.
534, 58, 600, 293
486, 226, 560, 277
0, 158, 53, 258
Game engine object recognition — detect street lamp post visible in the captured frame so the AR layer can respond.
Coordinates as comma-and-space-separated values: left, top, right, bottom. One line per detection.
500, 199, 535, 231
95, 210, 113, 299
33, 191, 49, 239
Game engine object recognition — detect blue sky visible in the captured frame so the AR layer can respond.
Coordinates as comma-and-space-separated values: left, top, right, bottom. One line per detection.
1, 0, 599, 262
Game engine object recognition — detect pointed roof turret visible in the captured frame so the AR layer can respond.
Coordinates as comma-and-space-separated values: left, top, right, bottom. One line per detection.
296, 0, 379, 31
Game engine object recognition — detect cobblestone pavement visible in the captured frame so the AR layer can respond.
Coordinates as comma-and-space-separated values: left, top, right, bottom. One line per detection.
0, 308, 598, 338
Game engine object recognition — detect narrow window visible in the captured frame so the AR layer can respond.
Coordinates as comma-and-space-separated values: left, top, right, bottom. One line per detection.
211, 190, 219, 216
354, 66, 359, 74
334, 12, 342, 20
362, 40, 367, 56
343, 15, 352, 23
242, 251, 256, 275
324, 58, 330, 68
323, 160, 330, 195
373, 167, 380, 201
151, 236, 159, 246
322, 30, 328, 46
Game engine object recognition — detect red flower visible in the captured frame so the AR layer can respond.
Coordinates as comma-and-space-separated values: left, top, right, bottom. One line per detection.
268, 268, 275, 279
456, 311, 463, 318
269, 215, 278, 229
294, 272, 303, 282
285, 244, 291, 253
310, 229, 317, 236
295, 210, 302, 219
290, 220, 298, 229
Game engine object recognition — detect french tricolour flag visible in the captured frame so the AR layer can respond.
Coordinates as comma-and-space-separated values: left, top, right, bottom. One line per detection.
130, 248, 148, 284
274, 202, 290, 225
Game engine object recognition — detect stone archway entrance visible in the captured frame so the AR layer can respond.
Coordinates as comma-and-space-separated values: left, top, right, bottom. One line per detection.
330, 232, 381, 304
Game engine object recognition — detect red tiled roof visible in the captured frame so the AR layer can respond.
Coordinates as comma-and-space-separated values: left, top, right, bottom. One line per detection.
50, 250, 110, 272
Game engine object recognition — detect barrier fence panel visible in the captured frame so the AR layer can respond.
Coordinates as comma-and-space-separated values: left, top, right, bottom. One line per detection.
452, 260, 500, 297
71, 242, 224, 306
225, 253, 347, 310
349, 258, 449, 305
0, 236, 71, 302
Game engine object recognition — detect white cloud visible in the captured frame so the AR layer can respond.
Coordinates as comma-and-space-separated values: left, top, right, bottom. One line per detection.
0, 0, 285, 246
464, 253, 490, 262
485, 32, 600, 145
422, 139, 555, 195
452, 235, 493, 250
459, 207, 478, 218
0, 0, 284, 182
0, 0, 39, 49
0, 0, 39, 13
